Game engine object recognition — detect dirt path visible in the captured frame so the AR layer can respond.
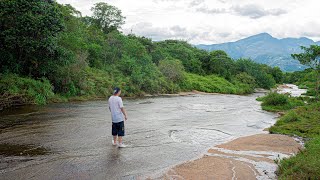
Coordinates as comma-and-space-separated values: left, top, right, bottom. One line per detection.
163, 134, 302, 180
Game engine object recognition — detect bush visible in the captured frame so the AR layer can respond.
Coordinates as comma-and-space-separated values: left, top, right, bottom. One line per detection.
178, 73, 253, 94
269, 102, 320, 138
281, 111, 300, 123
234, 72, 256, 88
159, 58, 185, 83
0, 74, 54, 105
257, 92, 305, 112
262, 92, 289, 106
277, 135, 320, 180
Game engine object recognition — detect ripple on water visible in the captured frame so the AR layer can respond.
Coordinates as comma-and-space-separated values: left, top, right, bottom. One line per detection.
169, 128, 233, 146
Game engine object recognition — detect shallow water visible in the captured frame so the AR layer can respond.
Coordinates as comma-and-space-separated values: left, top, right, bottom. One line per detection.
277, 84, 307, 97
0, 93, 277, 179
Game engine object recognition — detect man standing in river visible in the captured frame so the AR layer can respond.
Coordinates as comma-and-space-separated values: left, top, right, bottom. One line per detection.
108, 87, 128, 148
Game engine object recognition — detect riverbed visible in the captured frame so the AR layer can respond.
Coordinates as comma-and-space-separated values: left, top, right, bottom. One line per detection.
0, 93, 277, 179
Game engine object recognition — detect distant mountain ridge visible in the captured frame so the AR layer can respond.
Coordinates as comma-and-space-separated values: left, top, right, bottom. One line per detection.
196, 33, 320, 72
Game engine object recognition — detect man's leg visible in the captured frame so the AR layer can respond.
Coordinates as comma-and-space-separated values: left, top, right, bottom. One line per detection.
113, 136, 117, 144
118, 136, 122, 144
118, 121, 125, 147
112, 122, 118, 145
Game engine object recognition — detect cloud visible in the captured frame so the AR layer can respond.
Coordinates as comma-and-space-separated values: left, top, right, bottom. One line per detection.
126, 22, 196, 41
189, 0, 205, 7
153, 0, 182, 3
232, 4, 287, 19
125, 22, 236, 44
195, 6, 226, 14
194, 3, 286, 18
56, 0, 320, 44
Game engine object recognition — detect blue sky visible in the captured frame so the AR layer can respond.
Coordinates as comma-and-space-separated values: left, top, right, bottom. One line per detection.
57, 0, 320, 44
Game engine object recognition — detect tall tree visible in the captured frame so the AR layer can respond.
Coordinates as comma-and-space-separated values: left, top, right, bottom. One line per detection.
91, 2, 125, 34
292, 45, 320, 100
0, 0, 64, 77
206, 50, 235, 80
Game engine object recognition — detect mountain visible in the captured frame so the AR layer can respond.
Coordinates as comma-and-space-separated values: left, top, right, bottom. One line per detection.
196, 33, 320, 71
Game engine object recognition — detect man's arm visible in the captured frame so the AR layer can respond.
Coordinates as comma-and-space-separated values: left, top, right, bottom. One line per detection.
121, 107, 127, 120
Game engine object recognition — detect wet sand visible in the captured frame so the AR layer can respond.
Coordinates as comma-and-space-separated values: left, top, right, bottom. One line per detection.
163, 134, 302, 180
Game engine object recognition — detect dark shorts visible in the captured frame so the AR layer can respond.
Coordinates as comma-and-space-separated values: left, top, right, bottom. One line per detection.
112, 121, 125, 136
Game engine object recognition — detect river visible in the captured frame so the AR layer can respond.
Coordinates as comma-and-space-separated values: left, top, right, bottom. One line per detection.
0, 92, 277, 179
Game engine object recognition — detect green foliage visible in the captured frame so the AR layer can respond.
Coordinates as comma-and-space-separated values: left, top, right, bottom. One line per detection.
234, 72, 256, 88
262, 92, 289, 106
90, 2, 125, 34
271, 67, 284, 83
266, 98, 320, 179
269, 102, 320, 138
281, 111, 300, 123
292, 45, 320, 100
156, 40, 204, 74
292, 45, 320, 71
235, 59, 276, 89
257, 92, 304, 112
285, 68, 319, 97
0, 1, 283, 108
159, 59, 185, 83
0, 0, 65, 77
0, 74, 54, 105
179, 73, 253, 94
277, 135, 320, 180
204, 50, 235, 80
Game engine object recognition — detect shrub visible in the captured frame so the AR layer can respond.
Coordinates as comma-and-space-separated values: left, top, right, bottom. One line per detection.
282, 111, 300, 123
159, 58, 185, 83
234, 72, 256, 88
0, 74, 54, 105
262, 92, 289, 106
269, 102, 320, 138
277, 135, 320, 180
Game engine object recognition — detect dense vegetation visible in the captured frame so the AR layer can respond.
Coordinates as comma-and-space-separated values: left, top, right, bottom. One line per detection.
260, 93, 320, 179
285, 68, 320, 98
256, 92, 305, 112
0, 0, 282, 109
258, 69, 319, 179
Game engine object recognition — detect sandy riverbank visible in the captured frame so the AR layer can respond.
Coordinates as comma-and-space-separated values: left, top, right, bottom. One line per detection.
162, 134, 302, 180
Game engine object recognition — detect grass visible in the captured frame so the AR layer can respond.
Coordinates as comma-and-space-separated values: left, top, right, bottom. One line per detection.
258, 91, 320, 179
256, 92, 305, 112
0, 74, 55, 105
277, 135, 320, 180
269, 102, 320, 138
179, 73, 254, 95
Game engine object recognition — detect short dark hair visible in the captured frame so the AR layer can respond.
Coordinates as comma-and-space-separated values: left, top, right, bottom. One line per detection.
113, 87, 121, 95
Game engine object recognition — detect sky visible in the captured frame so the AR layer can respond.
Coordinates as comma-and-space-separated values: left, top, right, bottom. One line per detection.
56, 0, 320, 44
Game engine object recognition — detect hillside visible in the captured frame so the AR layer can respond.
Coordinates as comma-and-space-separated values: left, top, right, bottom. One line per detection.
197, 33, 320, 72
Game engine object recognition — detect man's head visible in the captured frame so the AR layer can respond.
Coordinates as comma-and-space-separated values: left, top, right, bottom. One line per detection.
113, 87, 121, 96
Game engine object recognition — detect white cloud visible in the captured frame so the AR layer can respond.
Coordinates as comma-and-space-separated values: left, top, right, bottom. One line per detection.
232, 4, 287, 19
56, 0, 320, 44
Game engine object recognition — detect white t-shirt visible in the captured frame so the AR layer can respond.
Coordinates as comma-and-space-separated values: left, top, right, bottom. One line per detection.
108, 96, 124, 123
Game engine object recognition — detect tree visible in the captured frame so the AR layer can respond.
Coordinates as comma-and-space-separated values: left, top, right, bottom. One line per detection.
157, 40, 203, 74
91, 2, 125, 34
292, 45, 320, 100
0, 0, 64, 77
158, 58, 185, 83
271, 67, 284, 84
235, 58, 276, 89
206, 50, 235, 80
